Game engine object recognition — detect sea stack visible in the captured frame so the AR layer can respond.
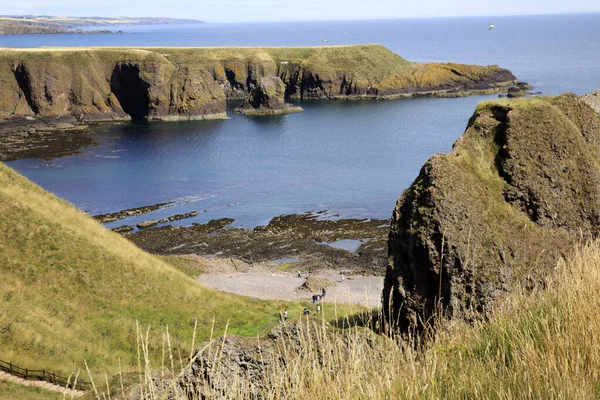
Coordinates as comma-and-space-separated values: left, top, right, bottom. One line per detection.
383, 93, 600, 332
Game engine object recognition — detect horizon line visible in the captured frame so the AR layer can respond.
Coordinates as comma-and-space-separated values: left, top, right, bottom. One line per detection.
1, 11, 598, 24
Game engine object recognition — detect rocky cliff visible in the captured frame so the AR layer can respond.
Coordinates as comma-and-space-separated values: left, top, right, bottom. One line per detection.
0, 45, 516, 126
0, 48, 226, 122
383, 94, 600, 331
233, 76, 303, 115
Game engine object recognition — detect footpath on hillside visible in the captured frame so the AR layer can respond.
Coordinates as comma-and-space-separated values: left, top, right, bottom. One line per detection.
0, 371, 84, 398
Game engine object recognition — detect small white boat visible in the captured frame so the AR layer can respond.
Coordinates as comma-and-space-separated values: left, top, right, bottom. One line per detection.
488, 24, 495, 30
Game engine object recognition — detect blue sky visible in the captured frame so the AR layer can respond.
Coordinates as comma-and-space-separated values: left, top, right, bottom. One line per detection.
2, 0, 600, 23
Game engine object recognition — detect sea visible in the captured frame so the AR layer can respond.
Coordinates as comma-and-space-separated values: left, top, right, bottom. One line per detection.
3, 14, 600, 228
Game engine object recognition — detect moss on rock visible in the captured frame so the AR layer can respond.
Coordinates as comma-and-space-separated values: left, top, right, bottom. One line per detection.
383, 94, 600, 332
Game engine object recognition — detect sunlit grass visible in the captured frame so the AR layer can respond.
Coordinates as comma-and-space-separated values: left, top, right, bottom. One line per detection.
87, 240, 600, 399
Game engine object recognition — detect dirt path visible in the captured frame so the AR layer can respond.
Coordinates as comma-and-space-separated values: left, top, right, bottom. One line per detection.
198, 269, 383, 307
0, 370, 84, 398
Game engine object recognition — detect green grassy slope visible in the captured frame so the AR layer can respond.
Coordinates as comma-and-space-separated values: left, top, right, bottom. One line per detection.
0, 380, 64, 400
0, 162, 289, 378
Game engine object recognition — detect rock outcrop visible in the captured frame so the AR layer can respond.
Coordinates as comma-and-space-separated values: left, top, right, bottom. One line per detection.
0, 49, 226, 123
142, 321, 338, 399
0, 45, 516, 127
383, 94, 600, 332
506, 86, 527, 97
582, 89, 600, 114
233, 76, 303, 115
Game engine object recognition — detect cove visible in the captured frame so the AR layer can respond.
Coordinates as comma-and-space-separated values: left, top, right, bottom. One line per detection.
6, 96, 493, 228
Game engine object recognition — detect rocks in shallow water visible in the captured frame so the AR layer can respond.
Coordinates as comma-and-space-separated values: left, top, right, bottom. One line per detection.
500, 82, 534, 98
128, 213, 388, 274
516, 81, 533, 90
93, 202, 171, 223
95, 205, 198, 227
113, 225, 135, 233
233, 76, 304, 115
383, 94, 600, 332
167, 211, 199, 221
137, 220, 158, 228
506, 86, 527, 97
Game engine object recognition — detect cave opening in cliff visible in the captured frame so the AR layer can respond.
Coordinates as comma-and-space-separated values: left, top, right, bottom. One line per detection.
13, 63, 39, 114
110, 64, 151, 119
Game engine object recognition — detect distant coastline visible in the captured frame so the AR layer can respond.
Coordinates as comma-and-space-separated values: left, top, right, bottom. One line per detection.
0, 16, 205, 35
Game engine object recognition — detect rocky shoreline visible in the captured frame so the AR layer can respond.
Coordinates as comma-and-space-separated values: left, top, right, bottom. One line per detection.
112, 211, 390, 275
0, 118, 94, 161
92, 202, 174, 223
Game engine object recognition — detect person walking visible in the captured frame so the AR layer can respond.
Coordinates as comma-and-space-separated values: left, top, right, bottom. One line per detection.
321, 288, 326, 297
316, 304, 321, 314
297, 270, 301, 278
283, 309, 288, 321
341, 273, 345, 282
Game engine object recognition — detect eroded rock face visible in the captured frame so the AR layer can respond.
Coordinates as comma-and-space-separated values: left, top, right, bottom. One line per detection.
140, 323, 310, 399
383, 94, 600, 332
0, 45, 516, 127
0, 50, 228, 124
233, 76, 303, 115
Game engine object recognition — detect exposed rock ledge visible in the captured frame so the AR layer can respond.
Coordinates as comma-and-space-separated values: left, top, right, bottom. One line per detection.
233, 76, 303, 115
382, 93, 600, 332
0, 45, 516, 128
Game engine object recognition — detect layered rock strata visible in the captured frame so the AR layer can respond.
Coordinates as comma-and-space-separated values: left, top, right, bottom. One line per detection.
0, 45, 516, 128
233, 76, 303, 115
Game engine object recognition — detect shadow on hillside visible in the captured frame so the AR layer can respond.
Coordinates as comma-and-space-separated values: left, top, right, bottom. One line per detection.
329, 309, 383, 333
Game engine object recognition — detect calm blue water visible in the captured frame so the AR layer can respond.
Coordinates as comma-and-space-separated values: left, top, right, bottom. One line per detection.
5, 15, 600, 228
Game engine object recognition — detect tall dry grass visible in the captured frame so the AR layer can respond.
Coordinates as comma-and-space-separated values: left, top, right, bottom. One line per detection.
95, 241, 600, 399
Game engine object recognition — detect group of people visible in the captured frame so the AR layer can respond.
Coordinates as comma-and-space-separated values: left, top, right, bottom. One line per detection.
303, 302, 321, 315
280, 287, 328, 322
312, 287, 326, 304
280, 268, 347, 323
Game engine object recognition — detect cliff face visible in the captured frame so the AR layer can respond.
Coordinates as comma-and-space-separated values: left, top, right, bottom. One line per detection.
233, 76, 303, 115
0, 49, 226, 123
383, 94, 600, 331
0, 45, 515, 125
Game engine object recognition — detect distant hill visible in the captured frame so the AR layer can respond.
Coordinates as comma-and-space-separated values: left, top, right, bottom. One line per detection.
0, 15, 204, 35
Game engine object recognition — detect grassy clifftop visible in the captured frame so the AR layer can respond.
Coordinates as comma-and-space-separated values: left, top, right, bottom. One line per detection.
0, 161, 288, 378
0, 45, 516, 123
